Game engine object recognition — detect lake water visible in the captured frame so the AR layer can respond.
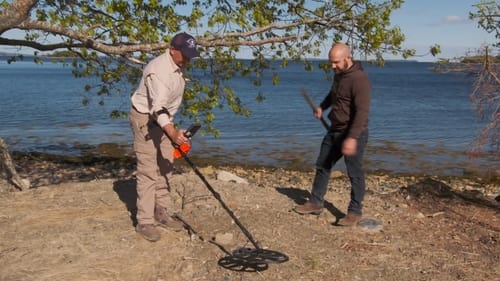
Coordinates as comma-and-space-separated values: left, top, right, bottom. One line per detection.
0, 58, 497, 176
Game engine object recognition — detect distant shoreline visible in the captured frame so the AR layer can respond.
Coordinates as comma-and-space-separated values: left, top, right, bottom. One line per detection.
0, 53, 422, 63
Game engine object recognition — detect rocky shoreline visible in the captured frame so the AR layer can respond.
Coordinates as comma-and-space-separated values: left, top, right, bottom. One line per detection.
2, 151, 499, 205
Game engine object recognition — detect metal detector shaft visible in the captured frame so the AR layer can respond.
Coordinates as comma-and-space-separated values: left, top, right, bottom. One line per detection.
178, 150, 261, 249
166, 130, 262, 249
168, 129, 289, 269
300, 88, 329, 130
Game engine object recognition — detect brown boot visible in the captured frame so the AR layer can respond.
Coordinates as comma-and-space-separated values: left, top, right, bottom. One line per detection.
336, 212, 362, 226
293, 201, 323, 215
155, 207, 184, 232
136, 224, 161, 242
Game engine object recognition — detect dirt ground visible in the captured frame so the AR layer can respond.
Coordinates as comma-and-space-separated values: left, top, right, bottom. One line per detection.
0, 165, 499, 281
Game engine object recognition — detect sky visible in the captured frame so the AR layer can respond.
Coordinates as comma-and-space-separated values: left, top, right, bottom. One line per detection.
389, 0, 497, 61
0, 0, 497, 62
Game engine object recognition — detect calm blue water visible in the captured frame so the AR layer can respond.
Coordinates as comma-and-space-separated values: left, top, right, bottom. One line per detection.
0, 58, 497, 176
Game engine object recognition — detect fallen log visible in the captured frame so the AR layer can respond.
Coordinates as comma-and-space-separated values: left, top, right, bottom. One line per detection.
0, 138, 29, 191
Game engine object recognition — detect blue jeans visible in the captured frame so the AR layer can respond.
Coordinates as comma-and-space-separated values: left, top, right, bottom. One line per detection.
309, 129, 368, 215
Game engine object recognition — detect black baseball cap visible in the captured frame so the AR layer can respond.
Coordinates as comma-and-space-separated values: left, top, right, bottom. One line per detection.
170, 32, 200, 59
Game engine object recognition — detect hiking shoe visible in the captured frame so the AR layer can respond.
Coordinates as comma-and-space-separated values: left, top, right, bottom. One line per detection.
155, 207, 184, 232
293, 201, 323, 215
336, 212, 362, 226
136, 224, 161, 242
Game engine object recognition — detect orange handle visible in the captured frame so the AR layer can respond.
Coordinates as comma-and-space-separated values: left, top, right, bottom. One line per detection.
173, 142, 191, 159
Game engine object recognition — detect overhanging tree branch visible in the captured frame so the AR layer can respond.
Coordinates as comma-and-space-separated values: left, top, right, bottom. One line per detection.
0, 0, 37, 33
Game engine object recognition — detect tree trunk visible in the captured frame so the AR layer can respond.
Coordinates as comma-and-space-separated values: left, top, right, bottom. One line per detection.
0, 138, 29, 191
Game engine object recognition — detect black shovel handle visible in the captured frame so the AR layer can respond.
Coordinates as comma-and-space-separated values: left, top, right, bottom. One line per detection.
300, 88, 330, 130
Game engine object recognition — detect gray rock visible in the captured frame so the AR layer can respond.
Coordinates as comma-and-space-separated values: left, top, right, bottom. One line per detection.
357, 217, 383, 232
216, 170, 248, 184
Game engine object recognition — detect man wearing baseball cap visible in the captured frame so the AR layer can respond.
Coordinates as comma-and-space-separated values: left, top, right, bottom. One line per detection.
170, 32, 201, 62
129, 32, 200, 242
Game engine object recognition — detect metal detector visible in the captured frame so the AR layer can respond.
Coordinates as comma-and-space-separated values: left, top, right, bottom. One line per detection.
169, 125, 289, 271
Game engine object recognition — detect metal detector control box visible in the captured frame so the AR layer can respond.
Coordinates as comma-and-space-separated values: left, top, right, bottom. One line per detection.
184, 123, 201, 138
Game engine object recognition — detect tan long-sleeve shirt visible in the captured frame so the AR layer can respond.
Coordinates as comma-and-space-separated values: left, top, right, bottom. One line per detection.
130, 52, 185, 128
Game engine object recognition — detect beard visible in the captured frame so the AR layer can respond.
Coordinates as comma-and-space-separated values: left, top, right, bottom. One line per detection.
334, 59, 349, 74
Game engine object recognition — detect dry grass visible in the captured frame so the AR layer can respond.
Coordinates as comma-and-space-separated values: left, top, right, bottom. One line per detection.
0, 168, 498, 281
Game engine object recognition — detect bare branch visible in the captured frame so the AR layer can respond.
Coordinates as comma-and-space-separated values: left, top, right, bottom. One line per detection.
0, 37, 86, 51
0, 0, 38, 34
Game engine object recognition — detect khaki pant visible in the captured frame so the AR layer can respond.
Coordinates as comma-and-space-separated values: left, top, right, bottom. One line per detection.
129, 108, 174, 225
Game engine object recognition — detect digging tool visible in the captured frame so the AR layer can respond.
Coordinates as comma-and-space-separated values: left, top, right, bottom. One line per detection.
300, 87, 330, 130
168, 125, 289, 271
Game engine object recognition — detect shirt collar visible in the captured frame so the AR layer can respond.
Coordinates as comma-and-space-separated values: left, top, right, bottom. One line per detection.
164, 52, 183, 73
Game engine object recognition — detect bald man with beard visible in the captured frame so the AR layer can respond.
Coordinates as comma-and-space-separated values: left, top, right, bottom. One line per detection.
294, 43, 371, 226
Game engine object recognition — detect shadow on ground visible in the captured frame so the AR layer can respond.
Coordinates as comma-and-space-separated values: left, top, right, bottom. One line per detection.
275, 186, 346, 223
404, 178, 499, 211
112, 178, 138, 226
